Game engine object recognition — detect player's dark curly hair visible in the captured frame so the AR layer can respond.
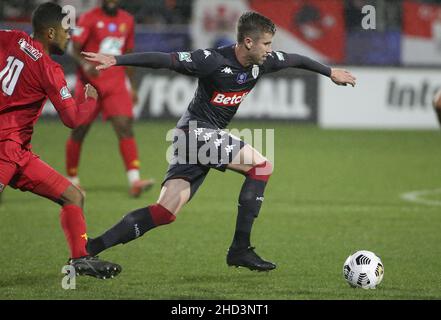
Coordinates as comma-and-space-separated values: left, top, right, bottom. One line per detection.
237, 12, 276, 43
32, 2, 67, 34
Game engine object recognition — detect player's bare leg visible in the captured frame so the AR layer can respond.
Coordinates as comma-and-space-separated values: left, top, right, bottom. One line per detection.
227, 144, 268, 173
66, 123, 92, 192
225, 145, 276, 271
58, 184, 85, 207
157, 179, 191, 214
86, 179, 189, 256
109, 115, 154, 197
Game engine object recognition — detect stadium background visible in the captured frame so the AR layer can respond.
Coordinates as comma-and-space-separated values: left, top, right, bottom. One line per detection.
1, 0, 441, 300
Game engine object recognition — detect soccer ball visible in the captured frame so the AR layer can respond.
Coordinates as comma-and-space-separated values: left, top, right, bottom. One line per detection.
343, 250, 384, 289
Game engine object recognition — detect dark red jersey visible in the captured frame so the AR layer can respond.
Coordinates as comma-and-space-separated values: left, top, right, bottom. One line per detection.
72, 7, 135, 94
0, 30, 97, 147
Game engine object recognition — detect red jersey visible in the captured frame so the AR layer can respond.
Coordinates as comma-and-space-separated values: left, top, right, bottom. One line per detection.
73, 7, 135, 95
0, 30, 82, 147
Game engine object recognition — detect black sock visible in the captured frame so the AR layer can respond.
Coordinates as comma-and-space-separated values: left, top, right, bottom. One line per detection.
231, 177, 267, 250
87, 207, 155, 256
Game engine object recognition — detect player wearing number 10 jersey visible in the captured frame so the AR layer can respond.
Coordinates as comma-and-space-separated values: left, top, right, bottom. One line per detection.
0, 2, 121, 279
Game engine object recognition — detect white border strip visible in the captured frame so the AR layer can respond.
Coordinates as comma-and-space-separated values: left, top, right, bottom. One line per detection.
400, 188, 441, 206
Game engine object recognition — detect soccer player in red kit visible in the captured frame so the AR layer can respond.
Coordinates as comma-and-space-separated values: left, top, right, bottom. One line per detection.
66, 0, 154, 197
0, 2, 121, 279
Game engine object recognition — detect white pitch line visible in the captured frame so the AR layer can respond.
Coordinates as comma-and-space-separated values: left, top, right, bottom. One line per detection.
400, 188, 441, 206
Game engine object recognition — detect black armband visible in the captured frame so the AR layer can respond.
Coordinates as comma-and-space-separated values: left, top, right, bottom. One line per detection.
287, 54, 332, 77
115, 52, 172, 69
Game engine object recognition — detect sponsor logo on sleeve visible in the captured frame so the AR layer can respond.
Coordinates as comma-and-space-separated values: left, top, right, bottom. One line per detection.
60, 86, 72, 100
18, 38, 43, 61
177, 52, 192, 62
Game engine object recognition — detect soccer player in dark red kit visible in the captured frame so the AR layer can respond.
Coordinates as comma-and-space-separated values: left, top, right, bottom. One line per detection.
66, 0, 154, 197
0, 2, 121, 279
83, 12, 356, 271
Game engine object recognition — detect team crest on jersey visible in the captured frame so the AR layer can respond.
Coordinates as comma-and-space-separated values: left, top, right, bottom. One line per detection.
60, 86, 72, 100
18, 38, 42, 61
236, 72, 247, 84
252, 65, 259, 79
178, 52, 192, 62
108, 23, 117, 32
119, 23, 127, 33
97, 21, 104, 28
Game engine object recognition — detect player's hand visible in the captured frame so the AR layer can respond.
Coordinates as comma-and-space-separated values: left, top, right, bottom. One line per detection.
84, 83, 98, 100
81, 52, 117, 70
330, 68, 356, 87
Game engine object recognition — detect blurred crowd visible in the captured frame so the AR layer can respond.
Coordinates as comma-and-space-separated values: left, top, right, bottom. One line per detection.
2, 0, 441, 66
0, 0, 193, 24
1, 0, 441, 26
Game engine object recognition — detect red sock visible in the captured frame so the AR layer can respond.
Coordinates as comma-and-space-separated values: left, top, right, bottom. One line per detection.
60, 204, 88, 258
246, 161, 273, 182
119, 137, 140, 170
149, 203, 176, 226
66, 138, 82, 177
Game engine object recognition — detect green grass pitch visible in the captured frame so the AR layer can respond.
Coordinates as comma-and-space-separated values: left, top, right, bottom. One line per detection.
1, 119, 440, 299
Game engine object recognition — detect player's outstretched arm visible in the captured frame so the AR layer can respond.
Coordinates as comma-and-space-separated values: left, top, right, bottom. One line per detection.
273, 53, 356, 87
82, 51, 172, 70
81, 52, 117, 70
330, 68, 356, 87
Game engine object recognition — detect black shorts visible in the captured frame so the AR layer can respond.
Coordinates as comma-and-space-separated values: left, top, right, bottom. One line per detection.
162, 126, 246, 199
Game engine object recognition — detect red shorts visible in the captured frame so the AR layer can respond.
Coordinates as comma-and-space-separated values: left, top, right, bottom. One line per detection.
74, 78, 134, 121
0, 140, 70, 201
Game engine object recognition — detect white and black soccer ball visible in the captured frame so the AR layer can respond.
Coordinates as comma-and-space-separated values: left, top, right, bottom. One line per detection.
343, 250, 384, 289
